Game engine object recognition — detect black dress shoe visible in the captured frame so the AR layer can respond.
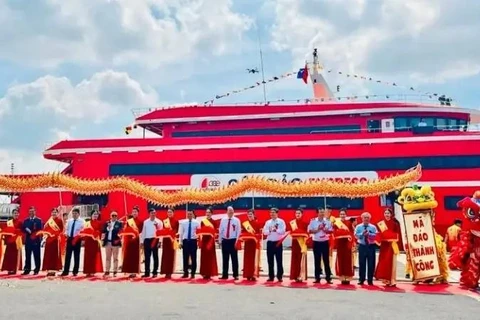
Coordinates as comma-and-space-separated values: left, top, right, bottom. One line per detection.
277, 278, 283, 283
367, 281, 374, 285
22, 271, 30, 276
142, 274, 150, 278
33, 271, 39, 275
181, 274, 189, 279
190, 275, 195, 279
358, 281, 365, 285
60, 272, 69, 277
233, 277, 239, 281
313, 279, 321, 284
152, 274, 158, 278
219, 276, 228, 280
72, 273, 78, 277
266, 278, 274, 282
326, 279, 333, 284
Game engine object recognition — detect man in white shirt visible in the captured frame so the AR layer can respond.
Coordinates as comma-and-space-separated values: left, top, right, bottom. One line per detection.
141, 208, 163, 278
179, 210, 200, 279
262, 208, 286, 282
218, 206, 241, 280
61, 208, 85, 277
308, 208, 333, 284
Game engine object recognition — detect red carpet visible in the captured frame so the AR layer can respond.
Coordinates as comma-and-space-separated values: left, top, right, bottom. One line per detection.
1, 272, 478, 300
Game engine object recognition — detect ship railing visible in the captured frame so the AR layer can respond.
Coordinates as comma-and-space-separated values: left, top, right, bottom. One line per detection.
130, 94, 455, 116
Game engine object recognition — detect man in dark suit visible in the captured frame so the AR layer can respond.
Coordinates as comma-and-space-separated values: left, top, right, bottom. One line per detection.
61, 208, 85, 276
22, 206, 43, 275
102, 211, 123, 276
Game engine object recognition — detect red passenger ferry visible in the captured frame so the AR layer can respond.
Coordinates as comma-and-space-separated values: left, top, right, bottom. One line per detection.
4, 50, 480, 236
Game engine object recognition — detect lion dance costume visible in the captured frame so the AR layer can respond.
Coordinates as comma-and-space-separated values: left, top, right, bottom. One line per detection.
398, 185, 449, 284
448, 191, 480, 290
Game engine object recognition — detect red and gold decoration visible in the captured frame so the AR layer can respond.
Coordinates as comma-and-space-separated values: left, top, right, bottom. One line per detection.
0, 164, 422, 206
397, 185, 438, 213
399, 185, 448, 284
449, 191, 480, 290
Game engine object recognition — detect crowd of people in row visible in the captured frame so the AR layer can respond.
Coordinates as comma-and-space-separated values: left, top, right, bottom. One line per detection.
0, 204, 416, 286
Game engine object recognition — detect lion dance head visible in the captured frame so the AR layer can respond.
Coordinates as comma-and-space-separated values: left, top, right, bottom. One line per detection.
457, 191, 480, 235
397, 185, 438, 213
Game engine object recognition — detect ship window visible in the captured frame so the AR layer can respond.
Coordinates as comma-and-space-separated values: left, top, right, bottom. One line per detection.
367, 120, 381, 133
444, 196, 465, 210
394, 118, 409, 131
172, 125, 361, 137
436, 118, 447, 130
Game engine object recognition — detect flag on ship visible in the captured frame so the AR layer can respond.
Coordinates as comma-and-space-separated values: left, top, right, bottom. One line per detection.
297, 64, 309, 84
125, 126, 132, 135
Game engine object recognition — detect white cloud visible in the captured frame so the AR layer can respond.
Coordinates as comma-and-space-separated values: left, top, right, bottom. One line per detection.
0, 70, 159, 124
0, 0, 252, 68
0, 148, 64, 175
270, 0, 480, 84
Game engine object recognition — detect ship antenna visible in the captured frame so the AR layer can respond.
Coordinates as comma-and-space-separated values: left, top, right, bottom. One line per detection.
256, 24, 267, 104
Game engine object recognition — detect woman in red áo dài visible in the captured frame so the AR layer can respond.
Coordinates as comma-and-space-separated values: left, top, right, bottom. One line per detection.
81, 210, 104, 276
333, 208, 354, 285
375, 208, 400, 287
238, 209, 261, 281
199, 207, 219, 280
1, 209, 23, 275
288, 208, 309, 282
39, 208, 64, 276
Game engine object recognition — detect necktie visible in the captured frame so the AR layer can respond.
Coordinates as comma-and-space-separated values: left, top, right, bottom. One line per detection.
70, 219, 76, 238
187, 220, 192, 240
364, 226, 369, 244
226, 219, 231, 238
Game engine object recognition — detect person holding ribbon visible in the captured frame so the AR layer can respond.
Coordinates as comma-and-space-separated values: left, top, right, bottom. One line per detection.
81, 209, 104, 277
308, 208, 333, 284
219, 206, 241, 280
374, 208, 400, 287
333, 208, 354, 285
238, 209, 261, 281
198, 207, 219, 280
1, 208, 23, 275
288, 208, 309, 283
61, 208, 84, 277
39, 208, 64, 276
263, 207, 286, 282
121, 206, 143, 278
22, 206, 43, 275
354, 212, 378, 285
102, 211, 123, 277
179, 210, 200, 279
160, 208, 179, 279
141, 208, 163, 278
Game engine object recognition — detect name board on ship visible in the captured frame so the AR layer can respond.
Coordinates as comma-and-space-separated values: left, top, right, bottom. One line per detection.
191, 171, 378, 195
403, 210, 440, 281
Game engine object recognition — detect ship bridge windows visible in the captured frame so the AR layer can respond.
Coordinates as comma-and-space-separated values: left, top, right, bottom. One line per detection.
149, 197, 363, 211
394, 117, 467, 132
172, 125, 361, 138
444, 196, 466, 210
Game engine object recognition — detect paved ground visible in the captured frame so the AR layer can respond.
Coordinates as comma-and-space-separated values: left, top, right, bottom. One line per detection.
0, 279, 478, 320
20, 247, 461, 282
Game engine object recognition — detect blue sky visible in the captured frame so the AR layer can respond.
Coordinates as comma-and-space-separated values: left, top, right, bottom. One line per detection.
0, 0, 479, 174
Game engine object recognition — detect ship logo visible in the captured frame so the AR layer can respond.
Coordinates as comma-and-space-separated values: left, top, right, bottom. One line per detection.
200, 176, 222, 189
